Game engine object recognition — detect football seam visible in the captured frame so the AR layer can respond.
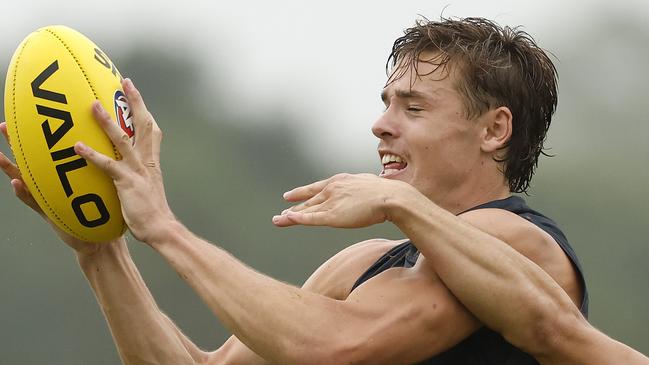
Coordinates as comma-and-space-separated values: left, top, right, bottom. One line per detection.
44, 28, 121, 161
10, 32, 89, 241
45, 27, 127, 239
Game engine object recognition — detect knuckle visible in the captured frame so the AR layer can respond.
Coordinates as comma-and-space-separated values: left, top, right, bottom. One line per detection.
131, 89, 142, 102
144, 112, 156, 126
134, 164, 146, 175
127, 85, 142, 102
137, 112, 155, 130
323, 183, 336, 194
97, 107, 112, 123
153, 125, 163, 139
118, 133, 131, 145
101, 158, 114, 171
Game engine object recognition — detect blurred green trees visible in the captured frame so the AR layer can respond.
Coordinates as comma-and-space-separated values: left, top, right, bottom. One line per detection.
0, 15, 647, 363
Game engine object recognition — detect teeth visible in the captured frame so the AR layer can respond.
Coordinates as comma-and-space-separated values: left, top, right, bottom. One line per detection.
381, 153, 404, 165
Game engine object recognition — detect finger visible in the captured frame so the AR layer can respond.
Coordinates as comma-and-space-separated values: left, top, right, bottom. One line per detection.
272, 213, 298, 227
11, 179, 43, 214
91, 101, 137, 163
122, 78, 148, 118
0, 122, 9, 144
283, 179, 331, 202
274, 210, 329, 227
0, 151, 21, 180
122, 78, 157, 149
149, 121, 163, 163
284, 191, 328, 213
74, 142, 123, 179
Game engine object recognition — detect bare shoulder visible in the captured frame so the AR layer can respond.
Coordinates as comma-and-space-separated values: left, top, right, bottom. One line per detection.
459, 207, 583, 307
302, 238, 406, 300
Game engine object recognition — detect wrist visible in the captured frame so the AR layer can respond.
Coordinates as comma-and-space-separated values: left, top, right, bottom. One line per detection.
128, 208, 181, 245
142, 218, 188, 248
384, 181, 424, 225
76, 237, 127, 270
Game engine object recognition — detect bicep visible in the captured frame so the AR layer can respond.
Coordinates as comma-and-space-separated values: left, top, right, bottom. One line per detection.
208, 241, 476, 365
337, 265, 481, 364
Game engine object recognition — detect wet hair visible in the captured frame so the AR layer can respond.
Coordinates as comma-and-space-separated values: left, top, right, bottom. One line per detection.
387, 16, 558, 193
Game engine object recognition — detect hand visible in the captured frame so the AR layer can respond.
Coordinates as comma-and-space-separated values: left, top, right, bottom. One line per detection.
74, 78, 174, 244
0, 122, 106, 256
272, 173, 414, 228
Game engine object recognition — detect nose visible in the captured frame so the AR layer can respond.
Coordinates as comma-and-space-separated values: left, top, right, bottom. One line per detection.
372, 109, 400, 139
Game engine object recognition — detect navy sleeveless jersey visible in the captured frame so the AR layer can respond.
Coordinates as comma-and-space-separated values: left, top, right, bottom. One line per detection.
350, 196, 588, 365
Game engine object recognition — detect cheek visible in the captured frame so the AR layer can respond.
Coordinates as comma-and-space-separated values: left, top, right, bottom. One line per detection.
411, 131, 480, 179
407, 117, 480, 163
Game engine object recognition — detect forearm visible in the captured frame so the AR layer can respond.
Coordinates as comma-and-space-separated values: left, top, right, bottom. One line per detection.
387, 189, 579, 352
78, 237, 205, 365
148, 221, 354, 365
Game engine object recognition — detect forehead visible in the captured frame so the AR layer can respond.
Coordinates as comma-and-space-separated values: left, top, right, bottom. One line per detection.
381, 57, 459, 102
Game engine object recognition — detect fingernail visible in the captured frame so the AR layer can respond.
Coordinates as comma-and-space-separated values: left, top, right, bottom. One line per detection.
124, 78, 134, 91
75, 142, 86, 153
283, 190, 292, 199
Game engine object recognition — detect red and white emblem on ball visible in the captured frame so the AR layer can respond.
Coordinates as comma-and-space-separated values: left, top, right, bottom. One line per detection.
114, 90, 134, 139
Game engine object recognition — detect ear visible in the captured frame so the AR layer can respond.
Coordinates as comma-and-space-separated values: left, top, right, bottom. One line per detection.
480, 106, 512, 154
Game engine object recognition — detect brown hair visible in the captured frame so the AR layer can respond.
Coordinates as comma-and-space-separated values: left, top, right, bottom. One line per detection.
387, 16, 558, 193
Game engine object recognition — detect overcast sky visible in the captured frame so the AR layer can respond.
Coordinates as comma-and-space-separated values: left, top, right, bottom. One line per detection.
2, 0, 647, 171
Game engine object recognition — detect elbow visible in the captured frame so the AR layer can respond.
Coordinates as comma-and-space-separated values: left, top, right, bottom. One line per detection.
264, 300, 378, 365
504, 300, 584, 358
534, 308, 585, 357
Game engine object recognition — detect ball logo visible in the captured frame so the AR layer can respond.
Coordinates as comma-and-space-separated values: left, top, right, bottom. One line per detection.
30, 59, 111, 228
114, 90, 134, 139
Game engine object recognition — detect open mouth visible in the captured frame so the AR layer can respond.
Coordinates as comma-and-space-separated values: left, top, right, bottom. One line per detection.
380, 153, 408, 177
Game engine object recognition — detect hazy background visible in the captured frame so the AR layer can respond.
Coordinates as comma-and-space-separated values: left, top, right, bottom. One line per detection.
1, 0, 648, 363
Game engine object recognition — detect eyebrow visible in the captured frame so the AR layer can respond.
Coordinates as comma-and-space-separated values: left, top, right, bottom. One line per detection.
380, 89, 430, 104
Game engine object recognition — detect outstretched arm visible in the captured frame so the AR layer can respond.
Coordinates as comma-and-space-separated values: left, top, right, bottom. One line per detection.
74, 79, 484, 365
0, 124, 206, 365
78, 238, 208, 364
274, 173, 649, 365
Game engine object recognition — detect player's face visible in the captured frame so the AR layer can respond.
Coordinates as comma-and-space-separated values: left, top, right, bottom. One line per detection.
372, 57, 486, 206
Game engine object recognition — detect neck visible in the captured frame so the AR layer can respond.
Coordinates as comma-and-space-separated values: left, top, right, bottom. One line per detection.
433, 164, 511, 215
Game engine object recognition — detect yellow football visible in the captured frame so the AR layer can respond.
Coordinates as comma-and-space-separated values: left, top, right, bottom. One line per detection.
4, 25, 132, 243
